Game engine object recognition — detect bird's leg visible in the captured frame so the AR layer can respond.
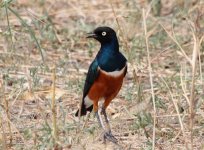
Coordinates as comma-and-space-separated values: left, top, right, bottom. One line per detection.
94, 101, 118, 144
93, 100, 105, 130
95, 110, 109, 143
101, 107, 111, 133
101, 107, 118, 144
95, 110, 105, 130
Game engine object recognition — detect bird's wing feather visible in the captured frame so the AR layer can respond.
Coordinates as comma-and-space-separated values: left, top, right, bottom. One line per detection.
124, 65, 127, 77
83, 59, 100, 99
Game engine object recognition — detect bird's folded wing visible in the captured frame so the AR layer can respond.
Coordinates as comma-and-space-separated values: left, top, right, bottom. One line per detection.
82, 59, 100, 99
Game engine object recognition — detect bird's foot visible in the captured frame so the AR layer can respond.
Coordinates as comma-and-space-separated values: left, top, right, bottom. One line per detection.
103, 131, 118, 144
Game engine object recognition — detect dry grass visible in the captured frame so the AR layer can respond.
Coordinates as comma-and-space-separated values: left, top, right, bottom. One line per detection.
0, 0, 204, 149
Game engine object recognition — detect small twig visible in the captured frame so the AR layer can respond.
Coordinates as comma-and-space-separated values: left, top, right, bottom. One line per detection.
51, 65, 58, 143
3, 111, 26, 144
0, 112, 7, 150
17, 97, 25, 119
11, 89, 23, 106
81, 112, 91, 130
3, 79, 12, 146
198, 35, 204, 84
180, 64, 190, 105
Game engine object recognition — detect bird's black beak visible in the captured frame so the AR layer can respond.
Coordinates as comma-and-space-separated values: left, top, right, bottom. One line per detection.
86, 32, 97, 38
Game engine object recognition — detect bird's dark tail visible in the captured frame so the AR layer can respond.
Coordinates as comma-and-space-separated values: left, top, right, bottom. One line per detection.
75, 101, 93, 117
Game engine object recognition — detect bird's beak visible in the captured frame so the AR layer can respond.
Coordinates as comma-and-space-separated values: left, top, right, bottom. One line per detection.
86, 32, 97, 38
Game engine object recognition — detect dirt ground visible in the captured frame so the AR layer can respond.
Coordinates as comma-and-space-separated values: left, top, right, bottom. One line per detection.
0, 0, 204, 149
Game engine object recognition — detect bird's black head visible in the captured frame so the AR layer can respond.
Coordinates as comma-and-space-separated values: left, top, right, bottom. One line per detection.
87, 26, 117, 44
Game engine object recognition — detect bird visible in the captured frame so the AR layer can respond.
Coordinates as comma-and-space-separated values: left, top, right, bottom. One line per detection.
75, 26, 127, 143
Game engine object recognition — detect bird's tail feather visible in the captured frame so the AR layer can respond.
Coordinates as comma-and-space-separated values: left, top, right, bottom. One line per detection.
75, 101, 93, 117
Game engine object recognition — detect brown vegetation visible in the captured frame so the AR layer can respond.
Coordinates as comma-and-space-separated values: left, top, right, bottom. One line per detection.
0, 0, 204, 149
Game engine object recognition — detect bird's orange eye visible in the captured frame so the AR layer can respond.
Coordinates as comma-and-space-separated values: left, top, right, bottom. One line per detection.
102, 32, 106, 36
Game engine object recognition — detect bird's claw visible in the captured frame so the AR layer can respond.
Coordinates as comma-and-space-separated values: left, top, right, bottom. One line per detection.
103, 131, 118, 144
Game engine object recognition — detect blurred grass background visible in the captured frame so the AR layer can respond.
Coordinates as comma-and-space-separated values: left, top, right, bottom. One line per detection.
0, 0, 204, 149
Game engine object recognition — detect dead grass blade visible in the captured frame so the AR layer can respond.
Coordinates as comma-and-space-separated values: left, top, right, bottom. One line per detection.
159, 22, 192, 65
142, 8, 156, 150
51, 65, 58, 145
4, 1, 14, 50
109, 0, 138, 83
160, 77, 189, 150
188, 20, 199, 150
7, 6, 45, 62
4, 88, 12, 146
0, 112, 7, 150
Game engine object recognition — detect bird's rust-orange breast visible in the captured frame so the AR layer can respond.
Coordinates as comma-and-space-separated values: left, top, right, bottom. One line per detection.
88, 66, 126, 110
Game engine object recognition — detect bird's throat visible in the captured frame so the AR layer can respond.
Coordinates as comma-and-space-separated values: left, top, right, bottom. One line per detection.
100, 39, 119, 53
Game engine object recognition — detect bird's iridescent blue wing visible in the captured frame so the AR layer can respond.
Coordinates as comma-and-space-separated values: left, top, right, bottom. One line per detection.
75, 59, 99, 117
82, 59, 99, 98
